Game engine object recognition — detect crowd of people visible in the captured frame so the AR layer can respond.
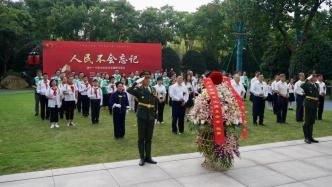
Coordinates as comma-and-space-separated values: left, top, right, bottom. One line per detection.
32, 68, 327, 143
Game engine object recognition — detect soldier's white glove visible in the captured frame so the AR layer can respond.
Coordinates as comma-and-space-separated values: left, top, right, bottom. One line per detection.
136, 77, 145, 84
112, 103, 121, 109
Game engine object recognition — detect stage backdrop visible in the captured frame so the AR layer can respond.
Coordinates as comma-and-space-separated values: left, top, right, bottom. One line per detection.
42, 41, 162, 78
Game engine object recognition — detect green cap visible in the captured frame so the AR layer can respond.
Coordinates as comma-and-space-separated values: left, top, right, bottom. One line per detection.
140, 70, 151, 77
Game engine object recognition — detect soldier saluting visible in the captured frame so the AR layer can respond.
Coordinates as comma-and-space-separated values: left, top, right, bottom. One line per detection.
301, 74, 320, 144
127, 70, 158, 166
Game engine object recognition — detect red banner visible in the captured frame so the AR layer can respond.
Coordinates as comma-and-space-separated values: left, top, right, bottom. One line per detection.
223, 77, 247, 140
203, 78, 225, 145
42, 41, 162, 78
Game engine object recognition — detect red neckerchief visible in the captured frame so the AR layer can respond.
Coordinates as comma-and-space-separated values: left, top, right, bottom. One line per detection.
52, 86, 58, 96
44, 80, 48, 89
94, 86, 99, 98
68, 83, 74, 93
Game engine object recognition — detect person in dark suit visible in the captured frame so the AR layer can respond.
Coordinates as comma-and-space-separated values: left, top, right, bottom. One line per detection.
109, 82, 129, 139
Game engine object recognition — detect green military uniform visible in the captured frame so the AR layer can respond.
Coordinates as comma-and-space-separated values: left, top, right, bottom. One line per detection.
113, 74, 121, 83
301, 80, 319, 143
52, 76, 62, 85
127, 71, 158, 163
33, 76, 43, 115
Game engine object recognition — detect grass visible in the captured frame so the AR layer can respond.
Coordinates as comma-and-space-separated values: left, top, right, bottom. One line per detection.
0, 91, 331, 175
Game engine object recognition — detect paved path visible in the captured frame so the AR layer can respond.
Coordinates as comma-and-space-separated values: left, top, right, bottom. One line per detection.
1, 136, 332, 187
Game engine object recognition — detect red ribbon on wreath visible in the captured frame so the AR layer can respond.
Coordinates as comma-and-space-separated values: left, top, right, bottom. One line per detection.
223, 77, 248, 140
203, 78, 225, 145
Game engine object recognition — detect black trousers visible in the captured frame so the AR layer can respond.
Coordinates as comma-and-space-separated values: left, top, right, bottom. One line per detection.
272, 93, 279, 114
303, 100, 318, 140
172, 101, 185, 133
91, 99, 101, 123
49, 106, 59, 123
34, 93, 40, 115
317, 95, 325, 120
252, 96, 265, 124
243, 86, 247, 99
65, 101, 75, 120
137, 117, 154, 159
77, 92, 82, 112
296, 94, 304, 121
59, 99, 65, 119
40, 95, 50, 120
157, 101, 165, 122
277, 96, 288, 123
81, 95, 90, 116
113, 110, 126, 138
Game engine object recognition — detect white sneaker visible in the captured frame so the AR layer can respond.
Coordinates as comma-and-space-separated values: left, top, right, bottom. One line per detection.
161, 121, 164, 124
71, 122, 76, 126
55, 123, 59, 128
50, 124, 55, 129
67, 122, 70, 127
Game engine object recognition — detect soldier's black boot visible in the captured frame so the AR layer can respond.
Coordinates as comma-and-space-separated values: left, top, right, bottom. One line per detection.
145, 158, 157, 164
139, 159, 145, 166
310, 138, 319, 143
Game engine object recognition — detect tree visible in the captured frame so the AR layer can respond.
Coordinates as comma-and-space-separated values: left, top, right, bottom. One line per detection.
162, 47, 181, 73
201, 50, 220, 71
47, 4, 88, 40
182, 50, 206, 74
0, 3, 35, 75
257, 0, 332, 76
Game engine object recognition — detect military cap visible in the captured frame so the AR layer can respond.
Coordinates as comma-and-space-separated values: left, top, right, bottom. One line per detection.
140, 70, 151, 77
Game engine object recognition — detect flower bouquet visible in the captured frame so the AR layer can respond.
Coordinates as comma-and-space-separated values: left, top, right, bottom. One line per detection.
189, 72, 247, 170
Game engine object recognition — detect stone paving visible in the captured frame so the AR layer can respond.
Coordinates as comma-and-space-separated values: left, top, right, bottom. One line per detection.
1, 136, 332, 187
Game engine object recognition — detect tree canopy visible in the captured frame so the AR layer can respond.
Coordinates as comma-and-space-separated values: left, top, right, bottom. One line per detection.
0, 0, 331, 79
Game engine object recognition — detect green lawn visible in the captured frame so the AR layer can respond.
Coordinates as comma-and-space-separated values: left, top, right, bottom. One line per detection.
0, 92, 331, 175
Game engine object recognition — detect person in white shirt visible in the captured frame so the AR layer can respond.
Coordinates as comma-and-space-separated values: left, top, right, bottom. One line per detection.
294, 72, 305, 122
76, 72, 85, 113
46, 79, 62, 129
88, 78, 103, 124
266, 80, 273, 110
317, 74, 326, 120
249, 71, 260, 102
276, 74, 289, 124
271, 74, 280, 114
62, 76, 78, 127
184, 74, 195, 118
37, 73, 50, 120
79, 76, 91, 117
154, 77, 167, 124
58, 77, 67, 119
169, 76, 189, 134
232, 74, 246, 98
288, 79, 295, 110
250, 74, 268, 125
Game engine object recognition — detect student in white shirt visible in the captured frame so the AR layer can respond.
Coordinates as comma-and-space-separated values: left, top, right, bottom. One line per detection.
231, 74, 246, 98
294, 72, 305, 122
88, 78, 103, 124
250, 74, 268, 125
288, 79, 295, 110
58, 77, 67, 119
271, 74, 280, 114
317, 74, 326, 120
79, 76, 91, 117
37, 73, 50, 120
154, 77, 167, 124
276, 74, 289, 124
266, 80, 273, 110
169, 76, 189, 134
63, 76, 78, 127
46, 79, 62, 129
